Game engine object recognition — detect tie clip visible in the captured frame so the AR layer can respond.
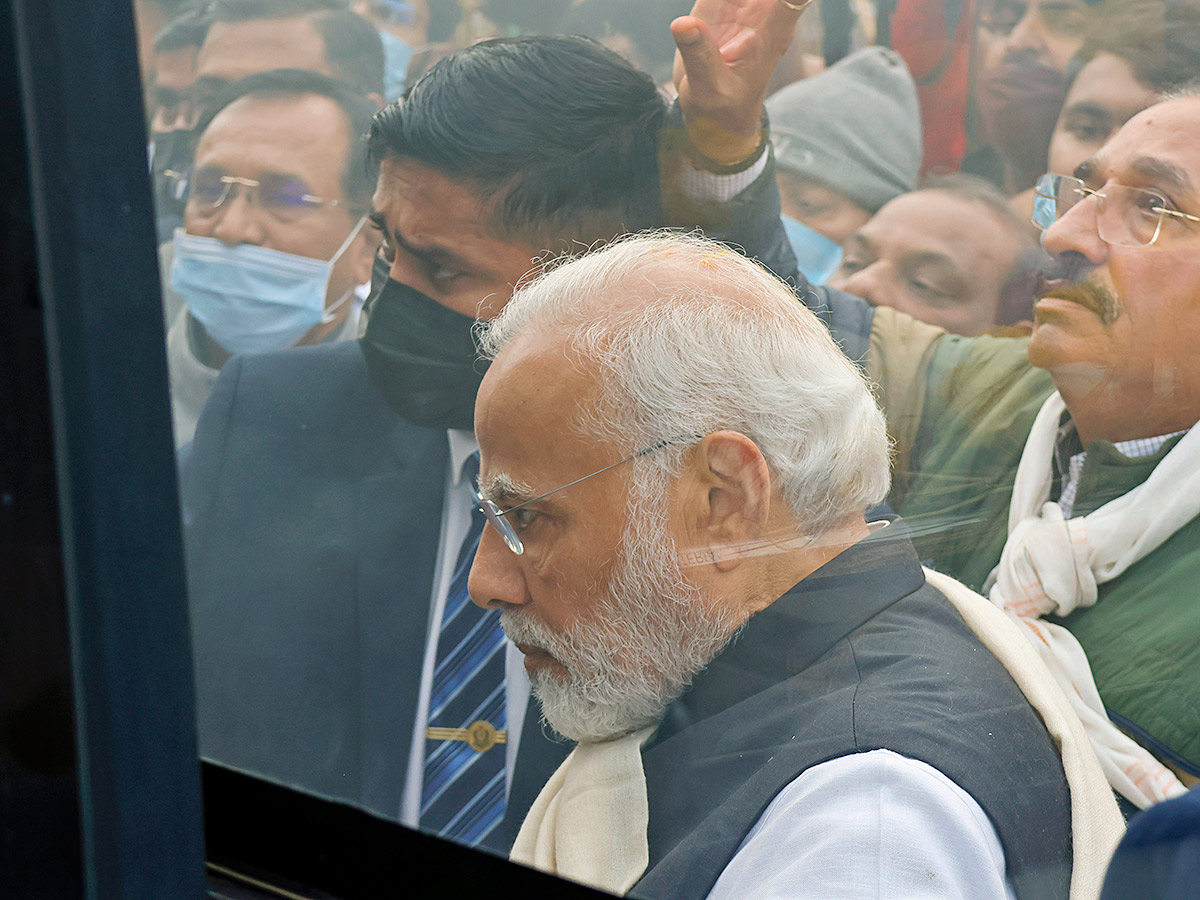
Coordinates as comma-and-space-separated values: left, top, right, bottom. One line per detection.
426, 720, 507, 753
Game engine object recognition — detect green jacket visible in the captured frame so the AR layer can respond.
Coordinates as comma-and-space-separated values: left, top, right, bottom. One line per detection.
867, 308, 1200, 778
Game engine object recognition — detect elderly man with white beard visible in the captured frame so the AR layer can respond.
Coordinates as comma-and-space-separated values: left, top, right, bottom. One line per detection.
465, 232, 1120, 900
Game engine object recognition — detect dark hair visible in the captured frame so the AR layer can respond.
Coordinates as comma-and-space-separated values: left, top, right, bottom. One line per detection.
196, 68, 378, 208
1077, 0, 1200, 92
198, 0, 384, 97
367, 35, 667, 248
155, 1, 210, 53
920, 173, 1041, 326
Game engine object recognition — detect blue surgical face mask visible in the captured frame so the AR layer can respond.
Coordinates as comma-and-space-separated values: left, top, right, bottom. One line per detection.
170, 219, 364, 356
781, 215, 844, 286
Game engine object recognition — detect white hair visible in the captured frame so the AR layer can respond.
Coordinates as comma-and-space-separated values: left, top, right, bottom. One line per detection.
478, 231, 890, 536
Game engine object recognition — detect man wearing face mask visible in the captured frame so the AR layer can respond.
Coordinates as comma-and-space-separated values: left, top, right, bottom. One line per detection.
764, 46, 922, 285
182, 0, 807, 854
165, 69, 377, 447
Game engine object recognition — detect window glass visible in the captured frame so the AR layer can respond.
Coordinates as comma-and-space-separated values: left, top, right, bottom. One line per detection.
133, 0, 1200, 895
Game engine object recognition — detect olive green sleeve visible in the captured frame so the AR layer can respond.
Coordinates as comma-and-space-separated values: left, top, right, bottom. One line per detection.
865, 306, 947, 480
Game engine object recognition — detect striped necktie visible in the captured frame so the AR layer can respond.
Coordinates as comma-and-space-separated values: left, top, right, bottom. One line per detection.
420, 452, 508, 848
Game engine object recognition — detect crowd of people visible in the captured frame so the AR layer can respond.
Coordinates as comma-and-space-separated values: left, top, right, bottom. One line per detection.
130, 0, 1200, 897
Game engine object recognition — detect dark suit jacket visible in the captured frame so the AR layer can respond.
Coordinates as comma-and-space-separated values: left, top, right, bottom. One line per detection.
181, 340, 569, 833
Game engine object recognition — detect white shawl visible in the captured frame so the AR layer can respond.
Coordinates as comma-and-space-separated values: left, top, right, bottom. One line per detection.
985, 391, 1193, 808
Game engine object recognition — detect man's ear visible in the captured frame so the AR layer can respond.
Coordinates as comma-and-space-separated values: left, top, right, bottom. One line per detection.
681, 431, 771, 572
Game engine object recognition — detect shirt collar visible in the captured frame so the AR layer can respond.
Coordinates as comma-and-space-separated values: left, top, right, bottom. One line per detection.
1053, 413, 1189, 475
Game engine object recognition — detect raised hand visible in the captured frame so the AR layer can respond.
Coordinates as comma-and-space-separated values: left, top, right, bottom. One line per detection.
672, 0, 810, 165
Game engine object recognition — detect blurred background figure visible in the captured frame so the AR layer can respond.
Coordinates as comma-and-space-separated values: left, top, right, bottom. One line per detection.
352, 0, 428, 99
831, 174, 1039, 335
147, 0, 384, 330
350, 1, 466, 99
885, 0, 977, 176
1012, 0, 1200, 228
163, 70, 378, 446
147, 2, 207, 243
555, 0, 690, 87
134, 0, 192, 78
765, 46, 921, 284
192, 0, 384, 111
964, 0, 1104, 193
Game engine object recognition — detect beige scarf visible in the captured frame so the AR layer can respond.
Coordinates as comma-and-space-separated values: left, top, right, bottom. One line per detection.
510, 725, 656, 894
925, 569, 1125, 900
985, 391, 1192, 808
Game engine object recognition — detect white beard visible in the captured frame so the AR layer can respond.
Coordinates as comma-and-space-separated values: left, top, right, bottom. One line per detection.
501, 464, 743, 744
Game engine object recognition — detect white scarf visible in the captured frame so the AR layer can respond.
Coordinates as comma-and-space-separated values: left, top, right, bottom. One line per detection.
985, 391, 1193, 808
510, 725, 656, 894
924, 569, 1125, 900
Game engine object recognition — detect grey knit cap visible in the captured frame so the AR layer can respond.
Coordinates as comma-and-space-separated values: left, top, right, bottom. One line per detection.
766, 47, 922, 213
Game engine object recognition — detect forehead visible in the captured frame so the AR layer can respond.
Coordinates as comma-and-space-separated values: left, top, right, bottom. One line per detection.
1091, 97, 1200, 185
154, 47, 196, 90
372, 158, 543, 277
860, 192, 1018, 264
1062, 53, 1154, 117
197, 17, 331, 82
475, 334, 605, 478
194, 94, 351, 195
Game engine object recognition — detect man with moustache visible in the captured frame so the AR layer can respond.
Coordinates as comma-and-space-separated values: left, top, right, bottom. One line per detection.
866, 89, 1200, 812
466, 231, 1118, 900
182, 0, 808, 852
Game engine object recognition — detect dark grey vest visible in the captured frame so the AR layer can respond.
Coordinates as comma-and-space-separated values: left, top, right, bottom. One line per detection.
632, 526, 1072, 900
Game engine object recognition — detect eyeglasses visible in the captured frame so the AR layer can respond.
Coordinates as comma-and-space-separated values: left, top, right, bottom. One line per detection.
1032, 173, 1200, 246
475, 434, 699, 556
169, 167, 347, 222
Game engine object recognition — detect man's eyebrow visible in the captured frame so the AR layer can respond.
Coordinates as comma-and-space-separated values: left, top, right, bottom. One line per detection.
1128, 157, 1196, 198
843, 232, 876, 255
901, 250, 959, 275
1061, 101, 1110, 122
366, 209, 478, 273
477, 471, 536, 509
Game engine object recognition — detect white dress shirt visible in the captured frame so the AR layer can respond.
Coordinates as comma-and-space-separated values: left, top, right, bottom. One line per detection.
708, 749, 1017, 900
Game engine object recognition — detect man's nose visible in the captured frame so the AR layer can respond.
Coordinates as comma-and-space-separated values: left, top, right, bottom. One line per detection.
1040, 197, 1108, 269
834, 260, 889, 308
209, 187, 267, 247
1001, 7, 1048, 59
467, 521, 528, 611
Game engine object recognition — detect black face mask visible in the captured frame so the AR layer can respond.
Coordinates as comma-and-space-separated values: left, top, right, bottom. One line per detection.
359, 271, 487, 431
